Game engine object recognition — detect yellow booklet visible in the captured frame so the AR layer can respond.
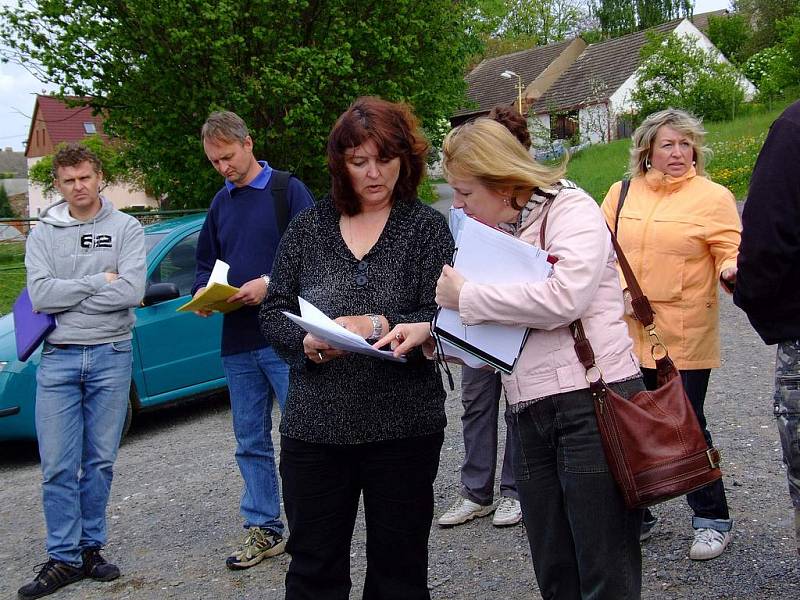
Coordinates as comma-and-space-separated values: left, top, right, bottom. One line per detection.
177, 282, 243, 314
177, 259, 243, 314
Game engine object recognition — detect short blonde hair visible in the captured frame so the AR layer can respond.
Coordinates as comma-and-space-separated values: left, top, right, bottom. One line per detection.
629, 108, 710, 177
442, 119, 566, 209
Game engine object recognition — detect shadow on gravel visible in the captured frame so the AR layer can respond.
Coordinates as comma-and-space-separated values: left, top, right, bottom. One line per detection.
126, 392, 231, 441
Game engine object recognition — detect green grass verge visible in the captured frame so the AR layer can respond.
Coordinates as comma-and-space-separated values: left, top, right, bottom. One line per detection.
0, 267, 26, 317
566, 96, 797, 202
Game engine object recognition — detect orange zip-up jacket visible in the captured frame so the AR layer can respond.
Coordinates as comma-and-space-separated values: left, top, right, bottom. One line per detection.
601, 167, 741, 370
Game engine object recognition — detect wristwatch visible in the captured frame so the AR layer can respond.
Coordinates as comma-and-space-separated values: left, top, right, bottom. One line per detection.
260, 274, 270, 288
366, 314, 383, 341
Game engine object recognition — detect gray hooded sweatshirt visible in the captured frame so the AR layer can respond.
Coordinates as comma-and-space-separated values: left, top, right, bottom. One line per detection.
25, 197, 146, 345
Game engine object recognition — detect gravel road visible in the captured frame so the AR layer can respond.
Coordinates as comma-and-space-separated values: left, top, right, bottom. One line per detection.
1, 292, 798, 599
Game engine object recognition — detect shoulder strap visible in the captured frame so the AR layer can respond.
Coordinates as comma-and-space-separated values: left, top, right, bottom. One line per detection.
614, 178, 630, 236
270, 169, 292, 238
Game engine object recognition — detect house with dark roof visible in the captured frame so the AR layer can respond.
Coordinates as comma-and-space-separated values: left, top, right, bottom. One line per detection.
528, 13, 755, 145
451, 10, 754, 147
451, 38, 587, 127
25, 95, 158, 216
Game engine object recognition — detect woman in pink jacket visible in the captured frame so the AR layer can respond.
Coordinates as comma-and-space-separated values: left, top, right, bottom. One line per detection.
378, 119, 645, 600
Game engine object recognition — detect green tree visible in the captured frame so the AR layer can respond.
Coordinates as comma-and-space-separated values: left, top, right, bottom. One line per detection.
27, 134, 143, 198
1, 1, 481, 208
596, 0, 692, 37
707, 13, 753, 65
632, 32, 745, 121
0, 184, 14, 218
500, 0, 586, 44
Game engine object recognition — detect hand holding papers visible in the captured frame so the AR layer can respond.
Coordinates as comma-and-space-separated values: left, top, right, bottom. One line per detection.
433, 216, 553, 373
284, 298, 406, 363
177, 260, 243, 314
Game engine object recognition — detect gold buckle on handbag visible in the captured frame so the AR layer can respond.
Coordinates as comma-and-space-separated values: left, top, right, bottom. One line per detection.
706, 448, 721, 468
646, 324, 668, 361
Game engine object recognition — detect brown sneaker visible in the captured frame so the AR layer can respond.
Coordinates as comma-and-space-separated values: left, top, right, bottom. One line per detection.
225, 527, 286, 570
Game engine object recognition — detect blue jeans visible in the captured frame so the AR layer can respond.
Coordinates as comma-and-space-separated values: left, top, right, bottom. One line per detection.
35, 341, 133, 567
222, 346, 288, 533
513, 378, 645, 600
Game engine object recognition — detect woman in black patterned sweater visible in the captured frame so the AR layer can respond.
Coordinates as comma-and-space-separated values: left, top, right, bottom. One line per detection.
259, 96, 454, 600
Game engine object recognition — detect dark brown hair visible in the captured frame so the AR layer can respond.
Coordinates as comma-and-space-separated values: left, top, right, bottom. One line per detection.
487, 105, 532, 150
51, 143, 102, 180
327, 96, 428, 216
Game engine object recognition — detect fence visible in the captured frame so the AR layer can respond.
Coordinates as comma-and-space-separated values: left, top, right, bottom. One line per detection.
0, 210, 207, 315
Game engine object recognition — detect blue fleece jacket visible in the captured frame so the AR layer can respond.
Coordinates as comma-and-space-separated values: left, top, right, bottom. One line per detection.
194, 163, 314, 356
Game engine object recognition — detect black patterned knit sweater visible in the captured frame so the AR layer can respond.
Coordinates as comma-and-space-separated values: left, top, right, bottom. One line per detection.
259, 195, 454, 445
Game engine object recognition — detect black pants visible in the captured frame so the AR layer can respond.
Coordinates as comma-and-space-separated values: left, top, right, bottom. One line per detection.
641, 368, 730, 523
513, 378, 645, 600
279, 432, 443, 600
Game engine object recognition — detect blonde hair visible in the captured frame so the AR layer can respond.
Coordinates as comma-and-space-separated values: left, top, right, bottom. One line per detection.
629, 108, 710, 177
442, 119, 566, 209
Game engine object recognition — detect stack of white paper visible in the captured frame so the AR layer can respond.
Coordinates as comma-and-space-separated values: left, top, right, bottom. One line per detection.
434, 216, 552, 373
283, 298, 406, 363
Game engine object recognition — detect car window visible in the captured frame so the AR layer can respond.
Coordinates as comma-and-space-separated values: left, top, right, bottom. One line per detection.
144, 233, 166, 254
148, 231, 199, 297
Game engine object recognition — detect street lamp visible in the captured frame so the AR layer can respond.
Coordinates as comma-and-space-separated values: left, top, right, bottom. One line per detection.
501, 70, 524, 115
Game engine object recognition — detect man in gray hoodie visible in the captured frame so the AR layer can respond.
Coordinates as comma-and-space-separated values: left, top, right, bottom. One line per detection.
18, 144, 145, 600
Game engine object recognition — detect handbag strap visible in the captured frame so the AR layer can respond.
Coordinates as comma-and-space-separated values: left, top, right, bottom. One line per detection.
537, 180, 665, 381
614, 179, 630, 236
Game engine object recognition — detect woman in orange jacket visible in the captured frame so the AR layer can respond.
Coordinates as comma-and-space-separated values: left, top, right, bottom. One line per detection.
602, 108, 741, 562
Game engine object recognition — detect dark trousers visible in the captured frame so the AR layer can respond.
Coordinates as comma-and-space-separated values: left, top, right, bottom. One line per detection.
279, 432, 443, 600
641, 368, 730, 523
513, 378, 645, 600
460, 366, 518, 504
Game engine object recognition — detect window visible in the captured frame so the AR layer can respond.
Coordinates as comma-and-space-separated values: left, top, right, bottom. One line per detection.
147, 231, 199, 297
83, 122, 97, 134
550, 112, 579, 142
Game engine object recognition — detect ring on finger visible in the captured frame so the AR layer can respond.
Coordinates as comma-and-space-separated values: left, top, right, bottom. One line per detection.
317, 351, 325, 361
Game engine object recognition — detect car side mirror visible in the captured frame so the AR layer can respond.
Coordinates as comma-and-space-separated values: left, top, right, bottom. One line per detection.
142, 282, 181, 306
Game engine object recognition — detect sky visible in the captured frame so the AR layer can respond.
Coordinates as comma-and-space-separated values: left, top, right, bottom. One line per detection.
0, 0, 734, 153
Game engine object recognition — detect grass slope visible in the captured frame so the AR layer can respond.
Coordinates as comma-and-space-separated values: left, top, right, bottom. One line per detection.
566, 98, 797, 203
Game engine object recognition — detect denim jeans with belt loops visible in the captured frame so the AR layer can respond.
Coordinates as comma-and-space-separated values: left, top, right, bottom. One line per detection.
35, 341, 133, 567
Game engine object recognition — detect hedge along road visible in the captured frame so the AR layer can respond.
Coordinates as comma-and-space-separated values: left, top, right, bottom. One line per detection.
0, 293, 798, 599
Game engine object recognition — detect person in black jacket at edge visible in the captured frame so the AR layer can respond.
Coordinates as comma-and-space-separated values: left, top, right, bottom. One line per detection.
733, 100, 800, 557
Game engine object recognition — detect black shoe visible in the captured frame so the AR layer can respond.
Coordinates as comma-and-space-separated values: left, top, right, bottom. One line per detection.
81, 547, 120, 582
18, 559, 84, 599
640, 514, 659, 542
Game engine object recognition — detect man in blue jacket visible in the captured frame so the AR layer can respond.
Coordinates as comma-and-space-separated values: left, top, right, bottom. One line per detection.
19, 144, 146, 599
192, 111, 314, 569
734, 100, 800, 556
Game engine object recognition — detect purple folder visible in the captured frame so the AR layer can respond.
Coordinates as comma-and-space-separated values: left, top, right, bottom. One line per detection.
12, 287, 56, 362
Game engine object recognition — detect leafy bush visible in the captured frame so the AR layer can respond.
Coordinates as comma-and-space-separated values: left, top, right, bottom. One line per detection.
744, 46, 797, 101
632, 32, 746, 122
0, 185, 15, 218
417, 177, 439, 205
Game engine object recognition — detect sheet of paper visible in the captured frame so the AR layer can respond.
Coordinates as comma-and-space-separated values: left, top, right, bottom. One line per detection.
208, 259, 230, 285
435, 216, 552, 371
282, 297, 406, 363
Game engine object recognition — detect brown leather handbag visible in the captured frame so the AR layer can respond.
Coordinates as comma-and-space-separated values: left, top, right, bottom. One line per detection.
568, 226, 723, 509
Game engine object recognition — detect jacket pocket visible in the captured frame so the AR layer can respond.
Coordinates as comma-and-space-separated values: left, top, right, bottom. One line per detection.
644, 253, 685, 302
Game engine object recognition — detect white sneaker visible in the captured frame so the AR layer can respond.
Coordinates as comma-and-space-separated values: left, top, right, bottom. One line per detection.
437, 498, 496, 527
689, 527, 731, 560
492, 497, 522, 527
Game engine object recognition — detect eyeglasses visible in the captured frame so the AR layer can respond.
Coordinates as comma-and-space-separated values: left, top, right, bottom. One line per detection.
353, 260, 369, 287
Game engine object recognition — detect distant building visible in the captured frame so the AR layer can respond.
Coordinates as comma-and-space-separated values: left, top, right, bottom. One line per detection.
24, 95, 158, 217
452, 10, 756, 147
0, 147, 27, 178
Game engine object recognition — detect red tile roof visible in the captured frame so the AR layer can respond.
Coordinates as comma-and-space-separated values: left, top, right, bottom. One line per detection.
25, 95, 107, 157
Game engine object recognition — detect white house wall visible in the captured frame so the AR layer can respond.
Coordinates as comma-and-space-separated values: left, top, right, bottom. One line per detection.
27, 157, 158, 217
578, 104, 610, 144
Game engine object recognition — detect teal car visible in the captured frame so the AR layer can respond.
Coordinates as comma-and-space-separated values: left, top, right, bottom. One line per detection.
0, 214, 227, 442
